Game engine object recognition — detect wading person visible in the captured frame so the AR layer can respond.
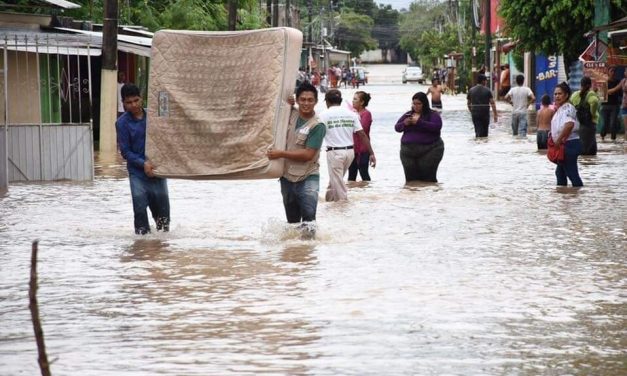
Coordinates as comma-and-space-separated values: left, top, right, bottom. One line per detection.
427, 78, 444, 111
394, 92, 444, 182
536, 94, 554, 150
116, 83, 170, 234
348, 91, 373, 182
601, 66, 620, 142
606, 67, 627, 141
467, 74, 498, 138
117, 71, 126, 118
499, 64, 511, 99
570, 76, 599, 155
504, 74, 535, 137
267, 82, 326, 238
551, 82, 583, 187
318, 89, 376, 201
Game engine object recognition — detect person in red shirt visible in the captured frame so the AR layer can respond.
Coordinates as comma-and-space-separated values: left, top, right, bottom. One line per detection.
348, 91, 374, 182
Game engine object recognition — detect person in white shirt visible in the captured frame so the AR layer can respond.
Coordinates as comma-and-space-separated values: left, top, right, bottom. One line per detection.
505, 74, 535, 137
318, 89, 376, 201
117, 71, 127, 118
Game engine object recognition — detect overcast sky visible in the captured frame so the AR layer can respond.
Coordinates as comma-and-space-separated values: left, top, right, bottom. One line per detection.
376, 0, 414, 10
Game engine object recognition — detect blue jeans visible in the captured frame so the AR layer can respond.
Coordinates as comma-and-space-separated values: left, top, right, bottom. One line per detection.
129, 175, 170, 234
511, 112, 528, 136
537, 130, 549, 150
555, 139, 583, 187
280, 176, 319, 223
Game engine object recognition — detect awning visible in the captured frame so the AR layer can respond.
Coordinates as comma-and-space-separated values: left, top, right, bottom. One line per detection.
608, 28, 627, 39
40, 0, 81, 9
122, 27, 154, 38
590, 16, 627, 33
4, 45, 101, 56
54, 27, 152, 57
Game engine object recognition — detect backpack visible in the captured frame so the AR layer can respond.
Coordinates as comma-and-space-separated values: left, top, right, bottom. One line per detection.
575, 92, 593, 126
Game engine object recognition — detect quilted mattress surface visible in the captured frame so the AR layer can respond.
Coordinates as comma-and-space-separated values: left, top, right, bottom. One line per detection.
146, 27, 303, 179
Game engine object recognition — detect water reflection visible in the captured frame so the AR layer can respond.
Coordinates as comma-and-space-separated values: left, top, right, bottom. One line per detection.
280, 244, 317, 265
115, 240, 322, 373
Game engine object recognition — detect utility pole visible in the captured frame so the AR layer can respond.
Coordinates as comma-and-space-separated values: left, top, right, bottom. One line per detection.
484, 0, 491, 78
307, 0, 312, 44
285, 0, 291, 27
228, 0, 237, 31
272, 0, 279, 27
98, 0, 118, 153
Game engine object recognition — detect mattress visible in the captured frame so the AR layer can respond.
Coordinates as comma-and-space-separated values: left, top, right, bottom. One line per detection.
146, 27, 303, 179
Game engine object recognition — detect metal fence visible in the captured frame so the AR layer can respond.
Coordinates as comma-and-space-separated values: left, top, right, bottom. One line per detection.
1, 32, 98, 187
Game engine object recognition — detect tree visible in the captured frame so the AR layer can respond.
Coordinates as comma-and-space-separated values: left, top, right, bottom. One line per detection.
341, 0, 377, 18
499, 0, 624, 62
399, 0, 448, 63
333, 10, 378, 56
65, 0, 264, 31
372, 4, 401, 62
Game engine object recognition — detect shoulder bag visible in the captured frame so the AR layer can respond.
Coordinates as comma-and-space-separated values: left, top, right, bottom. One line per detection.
547, 132, 565, 164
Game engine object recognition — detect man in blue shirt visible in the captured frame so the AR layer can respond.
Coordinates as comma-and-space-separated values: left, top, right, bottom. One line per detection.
116, 83, 170, 235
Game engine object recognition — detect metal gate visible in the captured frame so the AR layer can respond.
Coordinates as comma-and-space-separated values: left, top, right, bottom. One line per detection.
1, 32, 98, 187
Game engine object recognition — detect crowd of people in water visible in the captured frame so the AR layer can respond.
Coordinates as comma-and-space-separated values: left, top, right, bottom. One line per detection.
115, 65, 625, 238
296, 64, 369, 94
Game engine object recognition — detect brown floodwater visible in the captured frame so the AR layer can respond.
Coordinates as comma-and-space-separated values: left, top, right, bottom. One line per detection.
1, 75, 625, 375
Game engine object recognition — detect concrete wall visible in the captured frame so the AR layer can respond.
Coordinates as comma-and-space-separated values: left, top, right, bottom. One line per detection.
359, 49, 388, 63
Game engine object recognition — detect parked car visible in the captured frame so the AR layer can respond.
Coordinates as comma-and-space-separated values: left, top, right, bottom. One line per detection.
353, 66, 368, 85
402, 66, 425, 84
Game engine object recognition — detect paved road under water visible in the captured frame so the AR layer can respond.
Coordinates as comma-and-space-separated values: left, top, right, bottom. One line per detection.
1, 66, 625, 375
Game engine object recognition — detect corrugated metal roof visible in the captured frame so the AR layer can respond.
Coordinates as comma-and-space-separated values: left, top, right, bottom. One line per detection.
40, 0, 81, 9
54, 27, 152, 56
55, 27, 152, 46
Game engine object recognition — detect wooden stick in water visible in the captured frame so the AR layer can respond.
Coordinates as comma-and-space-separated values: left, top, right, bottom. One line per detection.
29, 240, 51, 376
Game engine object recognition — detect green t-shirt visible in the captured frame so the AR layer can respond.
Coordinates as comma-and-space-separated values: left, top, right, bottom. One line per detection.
570, 90, 600, 125
296, 117, 326, 150
295, 117, 325, 180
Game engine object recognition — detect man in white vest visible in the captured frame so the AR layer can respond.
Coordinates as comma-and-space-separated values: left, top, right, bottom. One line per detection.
267, 82, 326, 238
318, 89, 376, 201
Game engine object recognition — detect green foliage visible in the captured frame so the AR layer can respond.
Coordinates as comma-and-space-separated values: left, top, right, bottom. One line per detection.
511, 48, 524, 72
398, 0, 482, 90
399, 0, 448, 62
158, 0, 226, 30
499, 0, 594, 61
341, 0, 377, 18
64, 0, 264, 31
372, 4, 400, 52
334, 10, 378, 56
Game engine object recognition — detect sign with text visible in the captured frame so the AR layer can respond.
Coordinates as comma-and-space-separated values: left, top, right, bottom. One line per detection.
583, 61, 608, 102
535, 54, 558, 109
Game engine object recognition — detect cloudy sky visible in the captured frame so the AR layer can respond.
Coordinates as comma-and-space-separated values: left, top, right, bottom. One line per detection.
377, 0, 414, 10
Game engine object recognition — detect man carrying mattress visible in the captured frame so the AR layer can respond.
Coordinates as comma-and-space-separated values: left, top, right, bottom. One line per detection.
267, 82, 326, 239
116, 83, 171, 235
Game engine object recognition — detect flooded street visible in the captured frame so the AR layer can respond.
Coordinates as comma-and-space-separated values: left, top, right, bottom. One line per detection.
1, 64, 625, 375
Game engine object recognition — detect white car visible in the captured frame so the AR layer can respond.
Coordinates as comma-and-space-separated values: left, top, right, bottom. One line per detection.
402, 66, 425, 84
